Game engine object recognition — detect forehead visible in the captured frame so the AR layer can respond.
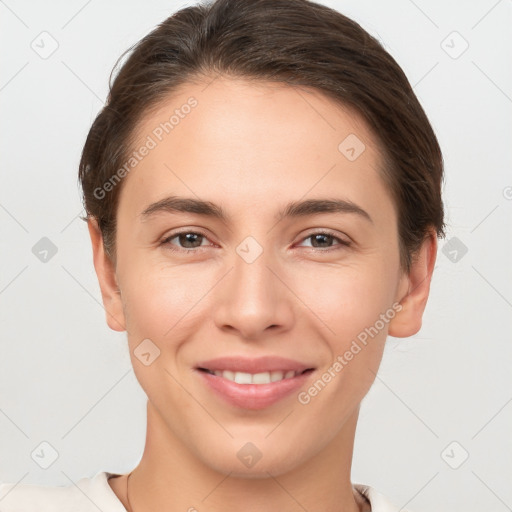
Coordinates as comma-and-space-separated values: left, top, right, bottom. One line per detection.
118, 76, 394, 225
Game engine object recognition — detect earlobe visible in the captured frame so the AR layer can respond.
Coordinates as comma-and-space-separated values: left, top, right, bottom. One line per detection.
388, 230, 438, 338
87, 217, 126, 332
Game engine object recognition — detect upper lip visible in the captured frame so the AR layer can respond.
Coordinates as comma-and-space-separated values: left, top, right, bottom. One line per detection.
196, 356, 315, 374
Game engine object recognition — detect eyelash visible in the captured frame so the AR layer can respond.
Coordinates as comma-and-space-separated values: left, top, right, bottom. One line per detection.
160, 229, 351, 254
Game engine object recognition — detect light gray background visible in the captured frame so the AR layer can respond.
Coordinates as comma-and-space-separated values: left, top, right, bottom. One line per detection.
1, 1, 511, 511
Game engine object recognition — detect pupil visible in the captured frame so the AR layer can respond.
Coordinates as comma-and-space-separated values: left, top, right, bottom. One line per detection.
313, 234, 331, 247
180, 233, 201, 248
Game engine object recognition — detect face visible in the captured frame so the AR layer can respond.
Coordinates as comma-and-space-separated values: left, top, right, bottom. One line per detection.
90, 76, 435, 478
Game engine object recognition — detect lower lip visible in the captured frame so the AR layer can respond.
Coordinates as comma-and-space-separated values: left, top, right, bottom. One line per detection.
197, 370, 314, 410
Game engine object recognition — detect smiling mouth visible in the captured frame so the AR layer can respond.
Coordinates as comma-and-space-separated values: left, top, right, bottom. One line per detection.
197, 368, 314, 384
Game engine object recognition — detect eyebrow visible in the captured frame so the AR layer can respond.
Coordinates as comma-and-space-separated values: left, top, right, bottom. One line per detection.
139, 196, 372, 224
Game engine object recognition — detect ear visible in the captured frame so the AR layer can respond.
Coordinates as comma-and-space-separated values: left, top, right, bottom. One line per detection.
87, 217, 126, 332
388, 230, 438, 338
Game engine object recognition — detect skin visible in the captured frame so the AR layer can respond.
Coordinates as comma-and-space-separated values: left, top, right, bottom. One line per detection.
88, 75, 437, 512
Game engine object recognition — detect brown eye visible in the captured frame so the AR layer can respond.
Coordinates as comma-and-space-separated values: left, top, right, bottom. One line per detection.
162, 231, 210, 251
297, 231, 351, 250
309, 233, 335, 248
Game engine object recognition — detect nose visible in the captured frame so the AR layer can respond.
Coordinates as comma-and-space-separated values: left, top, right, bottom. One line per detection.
213, 245, 294, 341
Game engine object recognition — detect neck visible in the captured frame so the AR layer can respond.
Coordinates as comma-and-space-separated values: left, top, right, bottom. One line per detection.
122, 400, 364, 512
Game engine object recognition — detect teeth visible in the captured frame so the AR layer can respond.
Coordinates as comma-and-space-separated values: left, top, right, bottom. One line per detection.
270, 371, 284, 382
210, 370, 300, 384
234, 372, 252, 384
253, 372, 272, 384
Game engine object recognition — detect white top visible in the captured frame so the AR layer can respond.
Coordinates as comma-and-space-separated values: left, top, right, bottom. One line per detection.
0, 471, 411, 511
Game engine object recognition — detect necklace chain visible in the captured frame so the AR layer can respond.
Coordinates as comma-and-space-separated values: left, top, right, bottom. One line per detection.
126, 471, 133, 512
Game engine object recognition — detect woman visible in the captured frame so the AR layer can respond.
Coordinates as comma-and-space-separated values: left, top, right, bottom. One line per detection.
0, 0, 444, 510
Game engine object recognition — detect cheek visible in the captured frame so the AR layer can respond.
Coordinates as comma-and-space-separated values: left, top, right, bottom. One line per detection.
118, 265, 206, 409
290, 266, 396, 418
289, 262, 397, 346
118, 262, 226, 389
119, 258, 210, 336
286, 260, 399, 408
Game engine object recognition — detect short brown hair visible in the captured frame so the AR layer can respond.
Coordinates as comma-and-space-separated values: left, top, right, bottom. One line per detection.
78, 0, 445, 271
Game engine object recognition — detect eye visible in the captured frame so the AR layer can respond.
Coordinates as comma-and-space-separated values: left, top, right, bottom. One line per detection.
161, 230, 212, 252
296, 231, 351, 251
160, 229, 351, 254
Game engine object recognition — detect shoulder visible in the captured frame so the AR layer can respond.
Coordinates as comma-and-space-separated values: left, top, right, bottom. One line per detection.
353, 483, 414, 512
0, 471, 126, 512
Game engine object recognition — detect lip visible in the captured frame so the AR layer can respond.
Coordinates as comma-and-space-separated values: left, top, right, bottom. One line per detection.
195, 356, 315, 410
196, 356, 313, 374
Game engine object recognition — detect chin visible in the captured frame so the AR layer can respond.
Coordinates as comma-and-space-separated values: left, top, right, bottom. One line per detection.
208, 457, 302, 479
195, 437, 309, 479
